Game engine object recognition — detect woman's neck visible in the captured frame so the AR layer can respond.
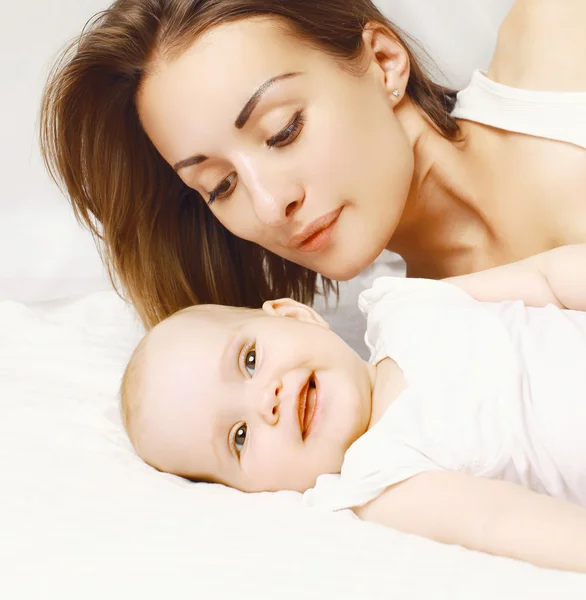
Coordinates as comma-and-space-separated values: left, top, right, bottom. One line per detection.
387, 102, 496, 277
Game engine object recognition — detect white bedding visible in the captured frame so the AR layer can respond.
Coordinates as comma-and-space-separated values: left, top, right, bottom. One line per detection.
1, 291, 585, 600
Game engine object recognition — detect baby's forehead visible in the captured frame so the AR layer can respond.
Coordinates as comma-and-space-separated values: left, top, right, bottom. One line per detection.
147, 304, 261, 352
138, 306, 248, 401
172, 304, 262, 329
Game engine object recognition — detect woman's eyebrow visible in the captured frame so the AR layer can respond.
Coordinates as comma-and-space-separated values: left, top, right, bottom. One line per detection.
234, 71, 303, 129
173, 153, 208, 172
173, 71, 303, 172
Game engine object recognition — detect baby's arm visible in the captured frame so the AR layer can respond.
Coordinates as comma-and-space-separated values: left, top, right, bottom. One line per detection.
444, 244, 586, 310
354, 470, 586, 572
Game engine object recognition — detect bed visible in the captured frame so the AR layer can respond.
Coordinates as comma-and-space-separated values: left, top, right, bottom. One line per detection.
2, 290, 585, 599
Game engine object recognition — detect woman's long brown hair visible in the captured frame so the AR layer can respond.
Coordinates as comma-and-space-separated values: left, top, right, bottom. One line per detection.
40, 0, 459, 328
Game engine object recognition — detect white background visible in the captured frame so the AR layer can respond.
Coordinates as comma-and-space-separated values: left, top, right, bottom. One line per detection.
0, 0, 514, 301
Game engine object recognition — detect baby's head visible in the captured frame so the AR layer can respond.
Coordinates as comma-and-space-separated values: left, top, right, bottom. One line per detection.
121, 299, 374, 493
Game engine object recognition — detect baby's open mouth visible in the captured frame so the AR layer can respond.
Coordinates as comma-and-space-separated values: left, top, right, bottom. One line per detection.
298, 374, 318, 440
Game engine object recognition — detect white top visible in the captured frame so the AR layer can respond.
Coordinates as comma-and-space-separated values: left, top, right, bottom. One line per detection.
451, 70, 586, 150
303, 278, 586, 511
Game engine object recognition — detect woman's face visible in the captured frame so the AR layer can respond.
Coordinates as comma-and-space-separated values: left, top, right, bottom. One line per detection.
138, 17, 414, 280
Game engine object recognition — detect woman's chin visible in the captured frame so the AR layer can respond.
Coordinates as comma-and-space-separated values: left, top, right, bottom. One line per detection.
318, 249, 387, 282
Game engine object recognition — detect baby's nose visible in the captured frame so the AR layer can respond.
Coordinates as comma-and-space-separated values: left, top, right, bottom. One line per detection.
260, 384, 281, 424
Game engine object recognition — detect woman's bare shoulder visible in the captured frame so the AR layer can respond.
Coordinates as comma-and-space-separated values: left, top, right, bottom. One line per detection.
488, 0, 586, 92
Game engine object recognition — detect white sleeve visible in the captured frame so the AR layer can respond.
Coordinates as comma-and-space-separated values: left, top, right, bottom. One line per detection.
358, 277, 477, 370
358, 277, 475, 323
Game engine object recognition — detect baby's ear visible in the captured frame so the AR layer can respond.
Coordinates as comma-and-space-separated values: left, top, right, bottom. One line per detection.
262, 298, 330, 329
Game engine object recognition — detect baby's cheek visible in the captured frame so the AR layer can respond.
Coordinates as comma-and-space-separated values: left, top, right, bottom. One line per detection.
253, 449, 311, 493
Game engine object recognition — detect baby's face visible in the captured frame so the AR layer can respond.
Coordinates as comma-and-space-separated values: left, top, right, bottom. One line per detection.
133, 300, 374, 493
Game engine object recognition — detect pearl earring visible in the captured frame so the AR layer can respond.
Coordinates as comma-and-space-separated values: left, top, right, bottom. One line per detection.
392, 89, 401, 97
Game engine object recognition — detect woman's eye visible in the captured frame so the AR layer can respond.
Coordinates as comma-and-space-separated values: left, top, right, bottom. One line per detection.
267, 111, 305, 149
244, 347, 256, 377
234, 424, 247, 454
208, 172, 237, 205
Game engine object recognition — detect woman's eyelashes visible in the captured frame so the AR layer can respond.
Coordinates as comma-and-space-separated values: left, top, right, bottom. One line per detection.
266, 110, 305, 149
207, 110, 305, 206
207, 172, 236, 206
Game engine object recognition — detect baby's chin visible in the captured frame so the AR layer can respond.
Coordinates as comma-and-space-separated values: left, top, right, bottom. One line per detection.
239, 463, 344, 495
238, 478, 320, 495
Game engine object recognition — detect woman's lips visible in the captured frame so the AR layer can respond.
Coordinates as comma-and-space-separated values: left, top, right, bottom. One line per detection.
287, 208, 343, 253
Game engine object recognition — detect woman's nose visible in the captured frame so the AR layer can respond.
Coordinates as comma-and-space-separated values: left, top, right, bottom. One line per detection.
243, 163, 305, 227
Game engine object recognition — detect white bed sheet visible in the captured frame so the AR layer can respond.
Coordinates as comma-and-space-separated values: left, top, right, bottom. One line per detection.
1, 291, 585, 600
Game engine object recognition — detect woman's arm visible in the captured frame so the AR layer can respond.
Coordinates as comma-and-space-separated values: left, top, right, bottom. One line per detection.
354, 470, 586, 572
444, 243, 586, 310
489, 0, 586, 91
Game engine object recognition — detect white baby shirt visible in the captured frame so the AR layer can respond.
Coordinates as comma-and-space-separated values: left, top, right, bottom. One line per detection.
304, 278, 586, 511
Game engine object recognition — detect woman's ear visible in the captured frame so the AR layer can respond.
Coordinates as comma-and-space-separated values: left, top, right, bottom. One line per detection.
262, 298, 330, 329
362, 22, 410, 103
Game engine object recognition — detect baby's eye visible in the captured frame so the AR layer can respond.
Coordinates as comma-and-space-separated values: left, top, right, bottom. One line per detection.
234, 424, 247, 454
244, 347, 256, 377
